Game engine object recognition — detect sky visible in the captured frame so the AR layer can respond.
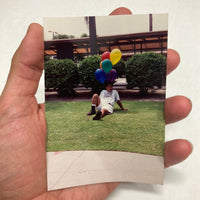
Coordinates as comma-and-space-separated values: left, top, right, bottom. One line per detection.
44, 14, 168, 40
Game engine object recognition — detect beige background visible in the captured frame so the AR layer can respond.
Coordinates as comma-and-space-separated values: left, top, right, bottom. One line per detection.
0, 0, 200, 199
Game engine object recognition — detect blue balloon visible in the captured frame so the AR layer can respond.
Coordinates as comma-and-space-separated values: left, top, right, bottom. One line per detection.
102, 59, 113, 73
95, 69, 106, 84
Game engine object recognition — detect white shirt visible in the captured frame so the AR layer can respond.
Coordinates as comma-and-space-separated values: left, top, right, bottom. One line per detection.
99, 90, 120, 107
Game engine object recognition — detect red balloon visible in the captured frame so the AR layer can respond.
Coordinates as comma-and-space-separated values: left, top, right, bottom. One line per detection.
101, 51, 110, 61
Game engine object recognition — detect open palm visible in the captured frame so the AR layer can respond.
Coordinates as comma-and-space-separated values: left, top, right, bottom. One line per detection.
0, 9, 192, 200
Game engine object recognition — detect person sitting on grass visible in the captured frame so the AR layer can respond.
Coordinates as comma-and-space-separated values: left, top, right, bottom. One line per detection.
87, 81, 127, 120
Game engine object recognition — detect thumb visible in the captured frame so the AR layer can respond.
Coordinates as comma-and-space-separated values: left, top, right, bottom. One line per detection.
1, 23, 44, 99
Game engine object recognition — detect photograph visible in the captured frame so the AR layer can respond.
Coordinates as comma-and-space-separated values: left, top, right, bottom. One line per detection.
0, 1, 198, 199
44, 14, 168, 190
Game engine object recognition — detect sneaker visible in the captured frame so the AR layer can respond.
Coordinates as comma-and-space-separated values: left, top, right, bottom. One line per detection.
87, 110, 96, 115
93, 111, 102, 120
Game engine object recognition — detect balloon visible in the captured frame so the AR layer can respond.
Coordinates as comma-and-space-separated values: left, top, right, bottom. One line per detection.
101, 51, 110, 61
95, 69, 106, 84
110, 49, 121, 65
106, 69, 117, 82
102, 59, 113, 73
100, 61, 102, 69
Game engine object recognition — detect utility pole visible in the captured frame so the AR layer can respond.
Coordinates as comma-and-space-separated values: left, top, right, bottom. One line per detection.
89, 16, 97, 55
149, 14, 153, 32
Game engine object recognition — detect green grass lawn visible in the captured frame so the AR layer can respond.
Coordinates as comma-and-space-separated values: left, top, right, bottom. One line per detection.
45, 101, 165, 156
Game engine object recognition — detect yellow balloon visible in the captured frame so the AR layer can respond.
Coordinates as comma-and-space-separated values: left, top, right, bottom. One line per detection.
110, 49, 121, 65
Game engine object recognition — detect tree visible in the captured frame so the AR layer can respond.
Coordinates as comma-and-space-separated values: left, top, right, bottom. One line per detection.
81, 33, 89, 38
54, 34, 69, 39
53, 34, 75, 39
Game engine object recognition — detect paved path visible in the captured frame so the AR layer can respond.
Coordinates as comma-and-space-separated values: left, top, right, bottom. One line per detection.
45, 78, 165, 102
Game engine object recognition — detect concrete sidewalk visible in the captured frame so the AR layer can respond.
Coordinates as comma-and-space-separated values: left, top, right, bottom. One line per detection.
74, 78, 127, 91
45, 78, 165, 102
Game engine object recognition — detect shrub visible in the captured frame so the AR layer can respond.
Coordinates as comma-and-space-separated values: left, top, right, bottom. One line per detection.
44, 55, 51, 62
45, 59, 80, 96
79, 55, 104, 94
114, 59, 126, 77
73, 54, 84, 62
126, 52, 166, 95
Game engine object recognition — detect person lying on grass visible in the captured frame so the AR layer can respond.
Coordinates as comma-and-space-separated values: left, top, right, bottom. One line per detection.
87, 81, 128, 120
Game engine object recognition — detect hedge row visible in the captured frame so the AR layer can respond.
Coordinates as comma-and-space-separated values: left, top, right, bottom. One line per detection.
126, 52, 166, 94
45, 59, 80, 96
45, 52, 166, 96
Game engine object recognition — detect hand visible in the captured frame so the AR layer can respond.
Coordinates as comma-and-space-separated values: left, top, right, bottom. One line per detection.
0, 7, 192, 200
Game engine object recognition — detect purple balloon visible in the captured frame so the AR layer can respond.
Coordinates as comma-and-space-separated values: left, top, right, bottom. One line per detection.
95, 69, 106, 84
106, 69, 117, 82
